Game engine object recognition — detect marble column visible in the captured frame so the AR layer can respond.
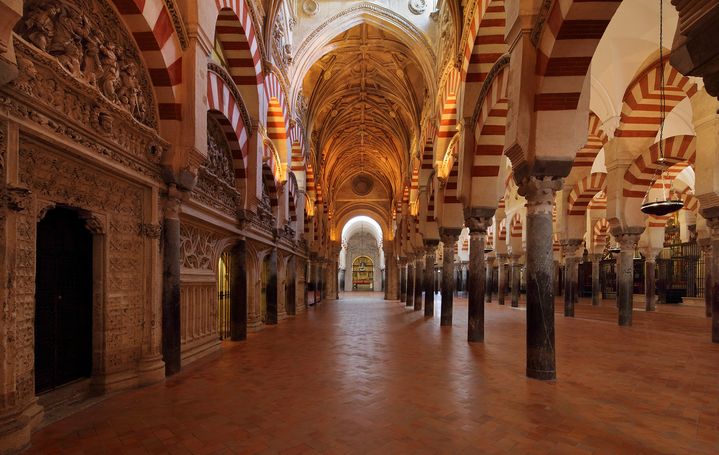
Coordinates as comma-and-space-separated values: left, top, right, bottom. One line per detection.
590, 254, 602, 306
561, 240, 582, 317
399, 258, 407, 302
644, 253, 657, 312
485, 256, 495, 304
414, 254, 424, 311
384, 249, 399, 300
510, 254, 521, 308
466, 214, 493, 342
162, 185, 185, 376
266, 249, 278, 324
700, 240, 712, 318
497, 254, 508, 305
519, 177, 562, 381
707, 219, 719, 342
406, 257, 415, 308
615, 230, 642, 326
230, 241, 248, 340
553, 260, 561, 297
687, 253, 698, 297
440, 229, 461, 326
424, 241, 438, 316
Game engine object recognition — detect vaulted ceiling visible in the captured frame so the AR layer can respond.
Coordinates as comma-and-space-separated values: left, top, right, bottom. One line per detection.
302, 23, 427, 226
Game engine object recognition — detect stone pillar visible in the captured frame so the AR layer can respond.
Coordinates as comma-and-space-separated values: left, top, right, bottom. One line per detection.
687, 253, 698, 297
553, 260, 561, 297
497, 254, 508, 305
406, 257, 415, 308
614, 230, 642, 326
485, 256, 495, 303
466, 214, 493, 342
700, 240, 712, 318
510, 254, 521, 308
162, 185, 186, 376
424, 241, 438, 316
644, 253, 657, 312
229, 241, 248, 340
590, 254, 602, 306
519, 177, 562, 381
400, 258, 407, 301
414, 254, 424, 311
384, 248, 399, 300
440, 229, 461, 326
561, 240, 582, 317
266, 249, 279, 324
707, 218, 719, 342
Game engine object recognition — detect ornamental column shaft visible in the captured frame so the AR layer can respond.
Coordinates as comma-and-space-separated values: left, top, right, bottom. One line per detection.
406, 258, 415, 308
497, 254, 508, 305
414, 254, 424, 311
424, 242, 438, 316
399, 258, 407, 302
614, 230, 642, 326
700, 240, 712, 318
519, 177, 562, 381
466, 213, 493, 342
561, 240, 582, 317
510, 254, 521, 308
440, 229, 461, 326
485, 257, 495, 304
645, 257, 656, 312
589, 254, 601, 306
707, 219, 719, 342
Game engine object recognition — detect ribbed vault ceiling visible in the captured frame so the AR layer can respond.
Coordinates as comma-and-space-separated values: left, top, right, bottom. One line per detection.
303, 22, 426, 221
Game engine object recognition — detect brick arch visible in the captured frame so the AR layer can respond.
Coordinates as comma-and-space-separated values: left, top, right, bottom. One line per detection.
111, 0, 184, 121
567, 172, 607, 216
287, 172, 299, 222
510, 212, 522, 239
214, 0, 263, 117
615, 57, 698, 138
593, 218, 610, 250
575, 112, 607, 169
436, 68, 462, 163
262, 139, 283, 208
289, 123, 306, 190
623, 135, 696, 199
261, 161, 279, 210
207, 69, 250, 185
265, 71, 290, 177
469, 61, 509, 207
533, 1, 622, 113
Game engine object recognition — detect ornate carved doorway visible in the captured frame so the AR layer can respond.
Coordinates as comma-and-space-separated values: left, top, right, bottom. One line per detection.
34, 208, 93, 394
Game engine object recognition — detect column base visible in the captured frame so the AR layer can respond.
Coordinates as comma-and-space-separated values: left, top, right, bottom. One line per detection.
137, 355, 166, 386
0, 400, 43, 455
91, 370, 139, 395
526, 368, 556, 381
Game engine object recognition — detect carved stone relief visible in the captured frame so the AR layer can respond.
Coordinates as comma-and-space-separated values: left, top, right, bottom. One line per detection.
15, 0, 157, 128
408, 0, 427, 15
14, 140, 148, 404
180, 223, 220, 271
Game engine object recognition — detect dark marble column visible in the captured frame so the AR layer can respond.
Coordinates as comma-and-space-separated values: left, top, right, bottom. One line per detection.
590, 254, 601, 306
687, 254, 698, 297
644, 253, 656, 312
162, 186, 185, 376
230, 241, 248, 340
510, 254, 521, 308
406, 257, 415, 308
399, 258, 407, 302
561, 240, 582, 317
414, 254, 424, 311
440, 229, 461, 326
519, 177, 562, 381
707, 219, 719, 342
466, 214, 493, 342
614, 230, 642, 326
485, 256, 495, 304
700, 240, 712, 318
497, 254, 507, 305
424, 241, 438, 316
266, 249, 279, 324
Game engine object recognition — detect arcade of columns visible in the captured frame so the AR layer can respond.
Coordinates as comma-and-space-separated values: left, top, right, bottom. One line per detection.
1, 0, 719, 452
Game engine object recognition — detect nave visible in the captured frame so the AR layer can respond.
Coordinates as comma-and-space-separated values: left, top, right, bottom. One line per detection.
27, 293, 719, 454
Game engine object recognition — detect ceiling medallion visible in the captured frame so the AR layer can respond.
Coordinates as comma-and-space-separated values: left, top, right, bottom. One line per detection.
302, 0, 319, 17
352, 175, 374, 196
408, 0, 427, 15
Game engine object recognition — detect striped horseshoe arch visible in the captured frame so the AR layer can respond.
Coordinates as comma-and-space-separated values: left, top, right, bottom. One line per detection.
567, 172, 608, 216
265, 71, 291, 173
533, 0, 622, 112
207, 69, 250, 184
622, 135, 696, 199
593, 218, 610, 250
111, 0, 184, 120
575, 113, 608, 169
615, 58, 698, 139
215, 0, 263, 115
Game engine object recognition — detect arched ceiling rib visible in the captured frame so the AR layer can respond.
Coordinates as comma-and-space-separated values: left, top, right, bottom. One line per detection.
302, 22, 428, 222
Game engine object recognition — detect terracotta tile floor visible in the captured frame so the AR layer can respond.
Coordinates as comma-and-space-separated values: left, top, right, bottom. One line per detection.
28, 292, 719, 454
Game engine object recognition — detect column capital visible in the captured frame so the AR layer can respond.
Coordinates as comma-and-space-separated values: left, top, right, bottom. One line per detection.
612, 228, 643, 249
464, 207, 495, 234
707, 217, 719, 238
518, 177, 563, 215
440, 227, 461, 244
560, 238, 583, 258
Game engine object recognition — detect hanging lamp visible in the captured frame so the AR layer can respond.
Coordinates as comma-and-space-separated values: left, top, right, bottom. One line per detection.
640, 0, 683, 217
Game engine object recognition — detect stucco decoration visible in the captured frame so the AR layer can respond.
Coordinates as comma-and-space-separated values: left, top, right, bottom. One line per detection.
408, 0, 427, 15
